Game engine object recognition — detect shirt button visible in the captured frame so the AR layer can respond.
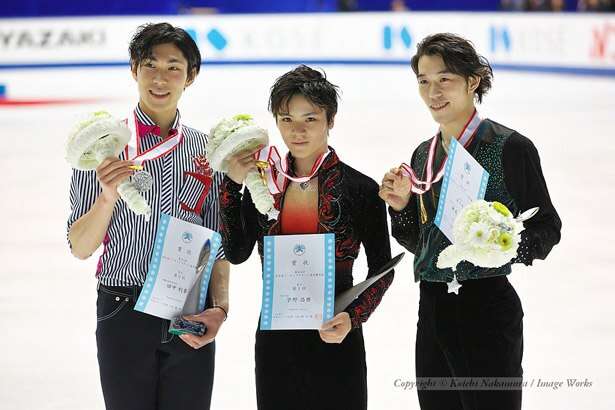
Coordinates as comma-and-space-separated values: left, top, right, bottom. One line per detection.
115, 297, 120, 301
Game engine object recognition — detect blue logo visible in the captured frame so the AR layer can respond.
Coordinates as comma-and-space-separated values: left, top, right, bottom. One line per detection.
464, 162, 472, 174
383, 25, 412, 50
186, 28, 228, 51
182, 232, 193, 243
293, 244, 306, 256
490, 26, 511, 53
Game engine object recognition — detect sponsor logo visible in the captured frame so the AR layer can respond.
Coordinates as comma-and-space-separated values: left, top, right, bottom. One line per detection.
0, 29, 105, 49
383, 25, 412, 50
490, 26, 512, 53
186, 27, 228, 51
490, 24, 567, 56
590, 22, 615, 61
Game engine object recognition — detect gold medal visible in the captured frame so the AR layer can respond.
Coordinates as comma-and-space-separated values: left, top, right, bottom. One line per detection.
256, 160, 269, 186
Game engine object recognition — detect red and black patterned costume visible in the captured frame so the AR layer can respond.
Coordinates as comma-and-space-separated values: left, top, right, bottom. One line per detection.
219, 147, 393, 410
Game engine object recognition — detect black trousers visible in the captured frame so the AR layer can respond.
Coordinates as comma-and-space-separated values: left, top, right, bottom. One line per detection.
416, 276, 524, 410
255, 326, 368, 410
96, 285, 215, 410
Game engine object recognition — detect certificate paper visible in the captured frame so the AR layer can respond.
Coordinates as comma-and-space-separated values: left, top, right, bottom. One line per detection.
135, 213, 221, 320
260, 233, 335, 330
334, 253, 403, 315
434, 138, 489, 243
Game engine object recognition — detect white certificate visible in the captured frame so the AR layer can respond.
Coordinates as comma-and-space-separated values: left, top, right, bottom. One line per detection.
135, 213, 222, 320
434, 138, 490, 243
260, 233, 335, 330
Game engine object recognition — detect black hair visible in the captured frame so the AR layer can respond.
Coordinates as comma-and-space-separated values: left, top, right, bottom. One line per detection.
410, 33, 493, 103
129, 22, 201, 81
268, 65, 340, 124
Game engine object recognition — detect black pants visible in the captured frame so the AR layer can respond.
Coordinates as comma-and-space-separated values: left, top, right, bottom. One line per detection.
96, 285, 215, 410
255, 326, 368, 410
416, 276, 524, 410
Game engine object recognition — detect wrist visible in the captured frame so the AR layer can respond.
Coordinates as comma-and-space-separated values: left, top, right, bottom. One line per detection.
226, 169, 245, 185
99, 191, 119, 207
390, 198, 410, 212
343, 309, 359, 329
211, 305, 228, 321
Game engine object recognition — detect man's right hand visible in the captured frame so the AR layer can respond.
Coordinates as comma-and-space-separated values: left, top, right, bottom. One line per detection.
379, 167, 412, 211
96, 158, 135, 202
225, 145, 263, 185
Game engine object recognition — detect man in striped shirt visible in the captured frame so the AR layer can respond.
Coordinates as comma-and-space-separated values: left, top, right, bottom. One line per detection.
67, 23, 228, 410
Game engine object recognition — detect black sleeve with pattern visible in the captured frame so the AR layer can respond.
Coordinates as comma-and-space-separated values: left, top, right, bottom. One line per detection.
388, 148, 421, 254
503, 133, 562, 265
219, 176, 259, 264
344, 181, 394, 328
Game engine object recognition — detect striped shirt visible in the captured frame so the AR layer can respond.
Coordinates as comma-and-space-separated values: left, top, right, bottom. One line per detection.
67, 105, 224, 286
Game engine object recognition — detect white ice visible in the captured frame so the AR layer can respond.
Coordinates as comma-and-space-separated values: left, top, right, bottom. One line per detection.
0, 65, 613, 409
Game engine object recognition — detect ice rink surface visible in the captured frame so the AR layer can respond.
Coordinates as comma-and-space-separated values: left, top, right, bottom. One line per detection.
0, 65, 614, 409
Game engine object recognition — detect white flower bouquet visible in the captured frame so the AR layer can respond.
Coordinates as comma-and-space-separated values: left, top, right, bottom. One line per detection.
207, 114, 275, 216
65, 111, 151, 220
437, 200, 534, 271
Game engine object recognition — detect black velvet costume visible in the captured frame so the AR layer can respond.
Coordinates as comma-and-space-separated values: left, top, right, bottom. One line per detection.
219, 148, 393, 410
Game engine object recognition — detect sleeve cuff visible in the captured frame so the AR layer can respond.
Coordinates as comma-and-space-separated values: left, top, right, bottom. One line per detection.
215, 245, 226, 260
344, 307, 362, 329
222, 175, 243, 192
388, 201, 415, 224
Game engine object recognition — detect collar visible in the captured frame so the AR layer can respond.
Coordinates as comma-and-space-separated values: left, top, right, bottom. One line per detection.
285, 146, 339, 177
134, 104, 181, 139
268, 146, 341, 236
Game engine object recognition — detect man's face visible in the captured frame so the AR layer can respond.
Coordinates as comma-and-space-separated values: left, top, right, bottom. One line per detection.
417, 54, 477, 127
132, 43, 194, 116
276, 94, 333, 163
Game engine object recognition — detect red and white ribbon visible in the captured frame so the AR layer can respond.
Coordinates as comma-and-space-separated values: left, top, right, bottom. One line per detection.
255, 146, 331, 195
124, 110, 184, 164
400, 110, 482, 195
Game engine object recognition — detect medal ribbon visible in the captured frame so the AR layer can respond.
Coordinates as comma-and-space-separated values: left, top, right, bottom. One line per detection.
254, 146, 331, 195
400, 110, 482, 194
124, 110, 184, 164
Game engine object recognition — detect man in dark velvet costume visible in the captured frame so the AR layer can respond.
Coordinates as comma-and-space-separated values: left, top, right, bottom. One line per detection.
220, 65, 395, 410
379, 33, 561, 410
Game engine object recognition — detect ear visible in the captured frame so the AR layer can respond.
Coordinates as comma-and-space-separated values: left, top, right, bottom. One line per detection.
467, 75, 480, 94
131, 64, 138, 82
328, 115, 335, 130
185, 68, 197, 89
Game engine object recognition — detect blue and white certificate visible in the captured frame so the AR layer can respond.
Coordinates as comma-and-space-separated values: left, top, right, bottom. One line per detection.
435, 138, 490, 243
260, 233, 335, 330
135, 213, 221, 320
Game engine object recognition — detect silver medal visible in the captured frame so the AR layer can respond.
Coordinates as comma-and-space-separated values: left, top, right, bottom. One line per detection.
132, 170, 153, 193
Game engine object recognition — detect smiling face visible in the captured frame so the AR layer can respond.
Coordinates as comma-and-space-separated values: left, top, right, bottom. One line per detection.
417, 54, 478, 129
276, 94, 333, 168
132, 42, 195, 119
